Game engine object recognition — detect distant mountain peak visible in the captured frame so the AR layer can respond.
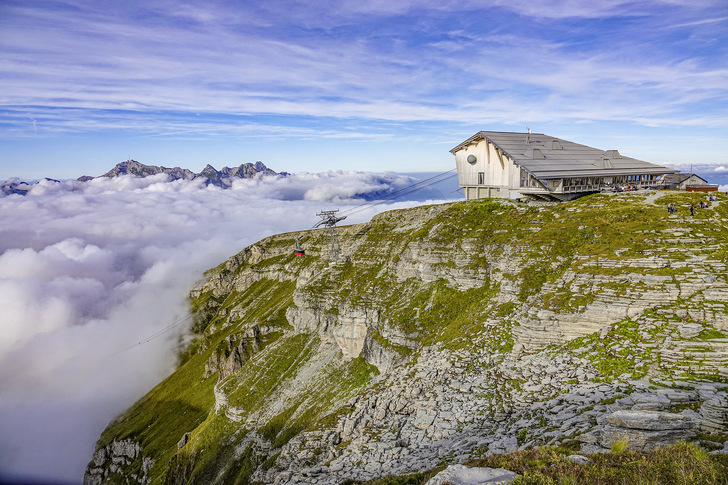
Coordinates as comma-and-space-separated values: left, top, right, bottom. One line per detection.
85, 160, 282, 187
3, 160, 285, 196
100, 160, 196, 180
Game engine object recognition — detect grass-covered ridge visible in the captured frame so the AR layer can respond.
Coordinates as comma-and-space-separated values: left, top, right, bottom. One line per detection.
88, 191, 728, 484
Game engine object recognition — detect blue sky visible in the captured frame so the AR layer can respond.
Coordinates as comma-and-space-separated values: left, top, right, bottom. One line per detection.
1, 0, 727, 179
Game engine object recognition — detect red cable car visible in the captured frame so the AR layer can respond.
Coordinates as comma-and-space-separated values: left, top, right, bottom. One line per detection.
294, 236, 305, 256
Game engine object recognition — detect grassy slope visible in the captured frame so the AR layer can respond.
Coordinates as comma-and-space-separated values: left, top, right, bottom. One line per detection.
353, 442, 728, 485
90, 191, 728, 483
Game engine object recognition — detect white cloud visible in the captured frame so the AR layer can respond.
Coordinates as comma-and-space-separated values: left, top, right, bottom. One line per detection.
2, 0, 726, 140
0, 171, 456, 483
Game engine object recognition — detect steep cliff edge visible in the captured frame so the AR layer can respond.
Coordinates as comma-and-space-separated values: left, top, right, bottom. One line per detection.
86, 192, 728, 484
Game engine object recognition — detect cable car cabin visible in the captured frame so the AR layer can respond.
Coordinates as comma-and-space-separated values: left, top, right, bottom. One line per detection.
294, 236, 305, 256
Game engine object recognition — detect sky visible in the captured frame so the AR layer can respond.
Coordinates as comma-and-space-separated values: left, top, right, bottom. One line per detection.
1, 0, 728, 180
0, 171, 456, 483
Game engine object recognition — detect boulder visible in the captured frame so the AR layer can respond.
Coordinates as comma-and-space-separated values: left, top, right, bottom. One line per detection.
566, 454, 590, 465
606, 410, 692, 431
599, 410, 695, 451
426, 464, 518, 485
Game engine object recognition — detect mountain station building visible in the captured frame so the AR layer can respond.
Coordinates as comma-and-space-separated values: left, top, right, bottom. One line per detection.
451, 131, 676, 201
662, 172, 718, 192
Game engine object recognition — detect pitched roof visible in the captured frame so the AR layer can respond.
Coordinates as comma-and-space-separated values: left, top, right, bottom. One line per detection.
451, 131, 676, 180
662, 172, 709, 184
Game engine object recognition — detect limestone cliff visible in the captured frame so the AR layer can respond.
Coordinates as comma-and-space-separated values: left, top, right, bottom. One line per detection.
85, 192, 728, 484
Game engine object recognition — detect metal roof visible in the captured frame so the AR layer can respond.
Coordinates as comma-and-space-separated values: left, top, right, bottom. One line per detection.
662, 172, 708, 185
451, 131, 676, 180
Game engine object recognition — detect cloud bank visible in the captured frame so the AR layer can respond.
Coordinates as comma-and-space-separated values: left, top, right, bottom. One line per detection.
0, 171, 455, 483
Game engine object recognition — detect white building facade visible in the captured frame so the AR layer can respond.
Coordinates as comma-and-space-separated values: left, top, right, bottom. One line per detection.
452, 131, 676, 201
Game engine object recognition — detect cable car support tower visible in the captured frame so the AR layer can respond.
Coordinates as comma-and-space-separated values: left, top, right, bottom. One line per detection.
314, 210, 347, 262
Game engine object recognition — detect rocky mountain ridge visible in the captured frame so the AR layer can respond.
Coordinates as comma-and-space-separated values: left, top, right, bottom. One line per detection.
0, 177, 60, 196
83, 160, 282, 187
0, 161, 281, 196
85, 191, 728, 484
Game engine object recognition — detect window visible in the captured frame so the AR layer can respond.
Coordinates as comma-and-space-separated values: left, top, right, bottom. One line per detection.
478, 172, 485, 185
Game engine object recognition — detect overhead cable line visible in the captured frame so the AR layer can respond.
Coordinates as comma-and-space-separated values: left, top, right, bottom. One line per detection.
338, 169, 456, 216
109, 170, 458, 357
337, 169, 457, 219
342, 175, 457, 219
106, 312, 194, 358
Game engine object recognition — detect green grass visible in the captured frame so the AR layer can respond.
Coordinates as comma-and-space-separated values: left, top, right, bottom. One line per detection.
351, 443, 728, 485
92, 193, 728, 484
164, 412, 251, 484
225, 332, 317, 409
466, 442, 728, 485
698, 326, 728, 340
540, 288, 596, 312
562, 318, 650, 381
168, 329, 380, 481
95, 351, 218, 483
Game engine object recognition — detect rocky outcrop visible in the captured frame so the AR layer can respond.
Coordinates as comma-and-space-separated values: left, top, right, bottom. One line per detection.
261, 350, 727, 484
86, 194, 728, 484
203, 327, 262, 379
85, 439, 154, 485
603, 410, 694, 450
426, 465, 518, 485
699, 391, 728, 434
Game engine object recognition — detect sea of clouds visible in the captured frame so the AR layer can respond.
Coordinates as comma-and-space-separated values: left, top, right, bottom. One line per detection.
0, 171, 456, 484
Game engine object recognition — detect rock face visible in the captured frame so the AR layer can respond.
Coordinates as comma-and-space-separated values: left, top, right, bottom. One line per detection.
426, 464, 518, 485
100, 160, 196, 180
2, 161, 281, 196
86, 193, 728, 484
98, 159, 279, 187
85, 439, 154, 485
580, 410, 696, 452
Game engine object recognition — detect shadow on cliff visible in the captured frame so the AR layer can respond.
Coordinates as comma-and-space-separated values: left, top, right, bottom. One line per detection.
129, 399, 210, 447
88, 399, 212, 484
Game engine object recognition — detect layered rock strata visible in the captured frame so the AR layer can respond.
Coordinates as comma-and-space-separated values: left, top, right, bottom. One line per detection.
86, 193, 728, 484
